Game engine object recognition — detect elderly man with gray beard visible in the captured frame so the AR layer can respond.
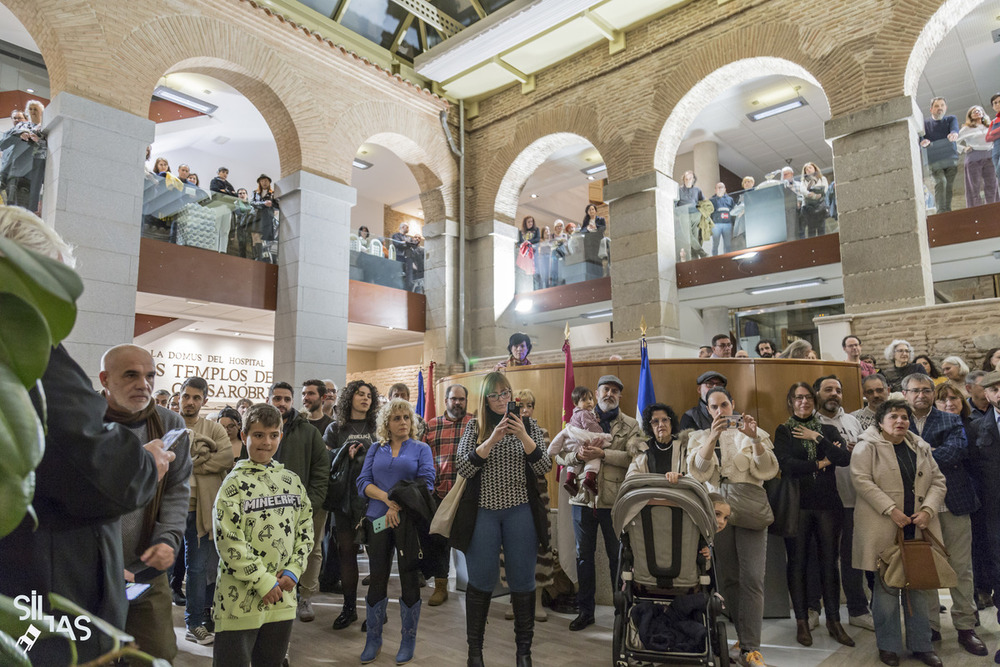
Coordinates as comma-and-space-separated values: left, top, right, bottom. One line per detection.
556, 375, 643, 632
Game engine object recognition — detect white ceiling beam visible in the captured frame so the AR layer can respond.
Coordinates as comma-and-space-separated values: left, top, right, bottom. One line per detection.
584, 9, 625, 54
492, 56, 536, 93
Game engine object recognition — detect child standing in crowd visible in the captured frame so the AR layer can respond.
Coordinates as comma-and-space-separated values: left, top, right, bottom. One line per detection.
212, 404, 313, 667
548, 386, 612, 495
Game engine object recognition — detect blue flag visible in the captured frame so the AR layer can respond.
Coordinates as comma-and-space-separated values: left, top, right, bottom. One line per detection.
415, 369, 425, 418
636, 338, 655, 421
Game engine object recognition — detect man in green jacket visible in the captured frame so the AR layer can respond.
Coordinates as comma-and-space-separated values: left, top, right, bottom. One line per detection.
266, 381, 330, 623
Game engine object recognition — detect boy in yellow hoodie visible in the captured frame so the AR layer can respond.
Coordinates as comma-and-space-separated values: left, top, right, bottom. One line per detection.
212, 403, 313, 666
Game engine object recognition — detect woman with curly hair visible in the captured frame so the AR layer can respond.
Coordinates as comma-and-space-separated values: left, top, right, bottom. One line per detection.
322, 379, 380, 631
913, 354, 945, 385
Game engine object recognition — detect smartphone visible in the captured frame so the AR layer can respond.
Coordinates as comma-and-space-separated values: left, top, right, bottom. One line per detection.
506, 401, 520, 418
160, 427, 189, 451
126, 582, 151, 601
723, 415, 743, 429
372, 515, 387, 534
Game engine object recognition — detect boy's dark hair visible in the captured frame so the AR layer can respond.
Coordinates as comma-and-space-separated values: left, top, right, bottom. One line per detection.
571, 386, 594, 404
812, 374, 840, 394
242, 403, 282, 434
708, 492, 728, 506
302, 379, 326, 396
269, 381, 294, 397
181, 376, 209, 397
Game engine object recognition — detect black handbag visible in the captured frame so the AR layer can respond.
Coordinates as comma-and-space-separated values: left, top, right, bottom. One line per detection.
764, 472, 800, 537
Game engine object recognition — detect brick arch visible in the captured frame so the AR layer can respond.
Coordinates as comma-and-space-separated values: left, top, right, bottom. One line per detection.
480, 104, 624, 225
653, 57, 827, 178
0, 0, 70, 96
332, 100, 458, 220
107, 14, 312, 176
903, 0, 986, 98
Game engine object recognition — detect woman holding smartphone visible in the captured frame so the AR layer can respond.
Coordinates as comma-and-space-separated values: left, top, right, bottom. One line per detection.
687, 387, 777, 667
455, 372, 551, 667
356, 398, 434, 664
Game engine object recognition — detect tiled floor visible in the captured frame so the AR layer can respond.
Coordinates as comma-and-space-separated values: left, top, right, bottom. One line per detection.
173, 578, 1000, 666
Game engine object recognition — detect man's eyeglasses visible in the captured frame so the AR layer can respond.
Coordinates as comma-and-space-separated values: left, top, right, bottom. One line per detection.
486, 390, 512, 401
904, 388, 934, 396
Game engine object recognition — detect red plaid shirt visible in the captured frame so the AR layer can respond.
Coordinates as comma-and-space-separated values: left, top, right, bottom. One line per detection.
424, 413, 473, 498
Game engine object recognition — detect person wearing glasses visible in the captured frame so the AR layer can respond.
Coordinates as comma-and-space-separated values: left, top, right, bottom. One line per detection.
454, 372, 551, 667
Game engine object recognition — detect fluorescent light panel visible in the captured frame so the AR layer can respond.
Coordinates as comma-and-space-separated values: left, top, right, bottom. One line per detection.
353, 158, 373, 170
152, 85, 217, 114
582, 164, 607, 176
745, 278, 825, 295
580, 308, 613, 319
747, 97, 807, 122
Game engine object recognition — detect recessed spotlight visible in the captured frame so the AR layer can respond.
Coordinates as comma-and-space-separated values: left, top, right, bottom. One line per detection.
530, 193, 538, 199
233, 332, 242, 336
587, 175, 595, 181
515, 299, 534, 313
203, 89, 212, 95
26, 88, 34, 93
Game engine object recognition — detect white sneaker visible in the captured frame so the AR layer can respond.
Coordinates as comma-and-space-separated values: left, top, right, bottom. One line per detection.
849, 613, 875, 631
297, 597, 315, 622
185, 625, 214, 645
807, 609, 819, 630
729, 641, 741, 663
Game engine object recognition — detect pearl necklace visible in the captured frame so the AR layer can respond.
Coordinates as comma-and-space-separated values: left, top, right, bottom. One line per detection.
653, 438, 674, 452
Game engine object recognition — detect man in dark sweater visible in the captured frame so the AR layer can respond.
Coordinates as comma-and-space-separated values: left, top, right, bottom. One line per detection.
680, 371, 727, 431
919, 97, 960, 212
209, 167, 237, 196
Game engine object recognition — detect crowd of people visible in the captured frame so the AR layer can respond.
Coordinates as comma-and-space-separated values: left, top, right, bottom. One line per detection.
7, 204, 1000, 667
515, 205, 610, 291
142, 160, 280, 263
1, 101, 47, 214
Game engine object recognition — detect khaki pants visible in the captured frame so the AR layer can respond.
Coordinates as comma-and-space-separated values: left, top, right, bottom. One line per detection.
930, 511, 976, 631
300, 509, 327, 599
125, 572, 177, 662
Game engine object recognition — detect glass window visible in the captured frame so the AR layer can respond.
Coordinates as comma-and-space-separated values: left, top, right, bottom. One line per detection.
339, 0, 410, 51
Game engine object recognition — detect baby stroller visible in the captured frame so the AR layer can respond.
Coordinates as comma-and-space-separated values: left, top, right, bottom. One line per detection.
611, 475, 727, 666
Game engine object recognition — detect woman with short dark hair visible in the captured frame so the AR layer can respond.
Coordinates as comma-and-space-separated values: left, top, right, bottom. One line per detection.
773, 383, 853, 647
628, 402, 686, 479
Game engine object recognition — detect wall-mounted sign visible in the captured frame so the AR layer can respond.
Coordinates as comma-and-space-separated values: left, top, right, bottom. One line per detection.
148, 332, 273, 405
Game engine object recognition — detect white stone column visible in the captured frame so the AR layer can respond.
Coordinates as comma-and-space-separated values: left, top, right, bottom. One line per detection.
422, 215, 459, 366
604, 171, 680, 340
41, 92, 154, 382
467, 220, 518, 355
826, 96, 934, 313
693, 140, 720, 189
273, 171, 356, 387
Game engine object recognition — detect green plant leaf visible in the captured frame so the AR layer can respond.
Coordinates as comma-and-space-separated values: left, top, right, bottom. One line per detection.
0, 256, 78, 344
0, 293, 51, 389
0, 630, 31, 667
0, 365, 45, 480
0, 472, 33, 538
0, 237, 82, 304
49, 593, 134, 647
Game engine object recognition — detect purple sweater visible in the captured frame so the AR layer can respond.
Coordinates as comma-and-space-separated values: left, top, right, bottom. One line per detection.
356, 438, 435, 520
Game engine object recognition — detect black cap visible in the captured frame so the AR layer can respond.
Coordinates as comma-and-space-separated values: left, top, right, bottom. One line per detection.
696, 371, 728, 386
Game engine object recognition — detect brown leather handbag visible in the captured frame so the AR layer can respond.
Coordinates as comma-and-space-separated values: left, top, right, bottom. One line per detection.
877, 527, 957, 590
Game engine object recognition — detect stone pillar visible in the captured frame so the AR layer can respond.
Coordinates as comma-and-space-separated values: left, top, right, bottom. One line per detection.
422, 212, 459, 366
273, 171, 356, 386
826, 96, 934, 313
693, 140, 720, 189
466, 220, 518, 356
42, 92, 155, 382
605, 171, 680, 341
701, 306, 731, 341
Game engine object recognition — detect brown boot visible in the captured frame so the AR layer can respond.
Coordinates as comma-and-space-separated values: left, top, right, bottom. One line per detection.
428, 578, 449, 606
795, 619, 813, 646
826, 619, 855, 646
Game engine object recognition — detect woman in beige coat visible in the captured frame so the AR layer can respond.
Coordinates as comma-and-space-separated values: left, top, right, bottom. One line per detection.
851, 399, 947, 667
686, 387, 778, 667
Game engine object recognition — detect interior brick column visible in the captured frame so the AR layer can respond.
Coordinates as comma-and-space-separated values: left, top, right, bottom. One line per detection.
605, 171, 681, 340
826, 95, 934, 314
273, 171, 356, 386
41, 92, 155, 383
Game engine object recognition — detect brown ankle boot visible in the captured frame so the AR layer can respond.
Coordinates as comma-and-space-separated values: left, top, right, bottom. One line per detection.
428, 578, 449, 606
826, 619, 855, 646
796, 619, 813, 646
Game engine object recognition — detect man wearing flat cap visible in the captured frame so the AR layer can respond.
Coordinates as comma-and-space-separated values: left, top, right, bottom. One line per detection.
680, 371, 728, 431
556, 374, 643, 632
968, 370, 1000, 633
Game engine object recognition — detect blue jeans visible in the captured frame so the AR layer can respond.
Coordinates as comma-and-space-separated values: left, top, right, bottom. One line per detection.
871, 579, 933, 654
572, 505, 618, 616
465, 504, 537, 593
184, 511, 218, 629
711, 222, 733, 255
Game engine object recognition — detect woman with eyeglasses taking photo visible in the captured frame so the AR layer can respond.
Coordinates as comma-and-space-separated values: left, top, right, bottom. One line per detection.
454, 372, 551, 667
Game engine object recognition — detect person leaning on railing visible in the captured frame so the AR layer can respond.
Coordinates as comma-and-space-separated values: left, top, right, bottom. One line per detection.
250, 174, 279, 262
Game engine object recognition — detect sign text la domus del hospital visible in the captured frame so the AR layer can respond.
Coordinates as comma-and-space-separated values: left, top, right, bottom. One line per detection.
149, 332, 274, 403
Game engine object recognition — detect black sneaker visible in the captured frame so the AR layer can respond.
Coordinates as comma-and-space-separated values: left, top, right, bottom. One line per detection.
172, 590, 186, 607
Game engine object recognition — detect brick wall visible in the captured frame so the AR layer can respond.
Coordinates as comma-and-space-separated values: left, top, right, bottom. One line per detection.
844, 299, 1000, 369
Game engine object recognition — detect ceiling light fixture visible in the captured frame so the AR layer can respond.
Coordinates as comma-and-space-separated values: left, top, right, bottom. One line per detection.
353, 158, 373, 170
732, 251, 759, 261
26, 88, 34, 93
582, 164, 607, 176
587, 175, 595, 181
747, 96, 807, 122
530, 193, 539, 199
185, 299, 210, 305
580, 308, 613, 319
152, 85, 218, 114
515, 298, 534, 313
745, 278, 826, 295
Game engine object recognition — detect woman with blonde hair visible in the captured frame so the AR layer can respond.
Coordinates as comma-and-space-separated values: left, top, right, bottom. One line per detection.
355, 398, 435, 664
454, 372, 550, 667
958, 105, 999, 207
778, 339, 813, 359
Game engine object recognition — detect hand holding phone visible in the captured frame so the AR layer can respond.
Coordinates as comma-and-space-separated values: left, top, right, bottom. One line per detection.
372, 515, 387, 534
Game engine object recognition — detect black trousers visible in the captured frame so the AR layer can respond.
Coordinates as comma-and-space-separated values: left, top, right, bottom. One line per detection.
785, 508, 843, 622
213, 619, 292, 667
366, 520, 420, 607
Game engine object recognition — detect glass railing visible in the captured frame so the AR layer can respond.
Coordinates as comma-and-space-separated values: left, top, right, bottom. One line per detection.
675, 177, 838, 262
514, 231, 609, 293
350, 234, 426, 293
921, 136, 999, 215
140, 173, 279, 264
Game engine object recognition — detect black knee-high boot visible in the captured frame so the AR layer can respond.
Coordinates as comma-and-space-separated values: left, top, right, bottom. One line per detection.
465, 586, 492, 667
511, 590, 535, 667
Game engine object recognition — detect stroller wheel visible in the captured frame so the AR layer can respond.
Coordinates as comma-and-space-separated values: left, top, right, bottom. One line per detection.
713, 619, 728, 667
612, 610, 625, 666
